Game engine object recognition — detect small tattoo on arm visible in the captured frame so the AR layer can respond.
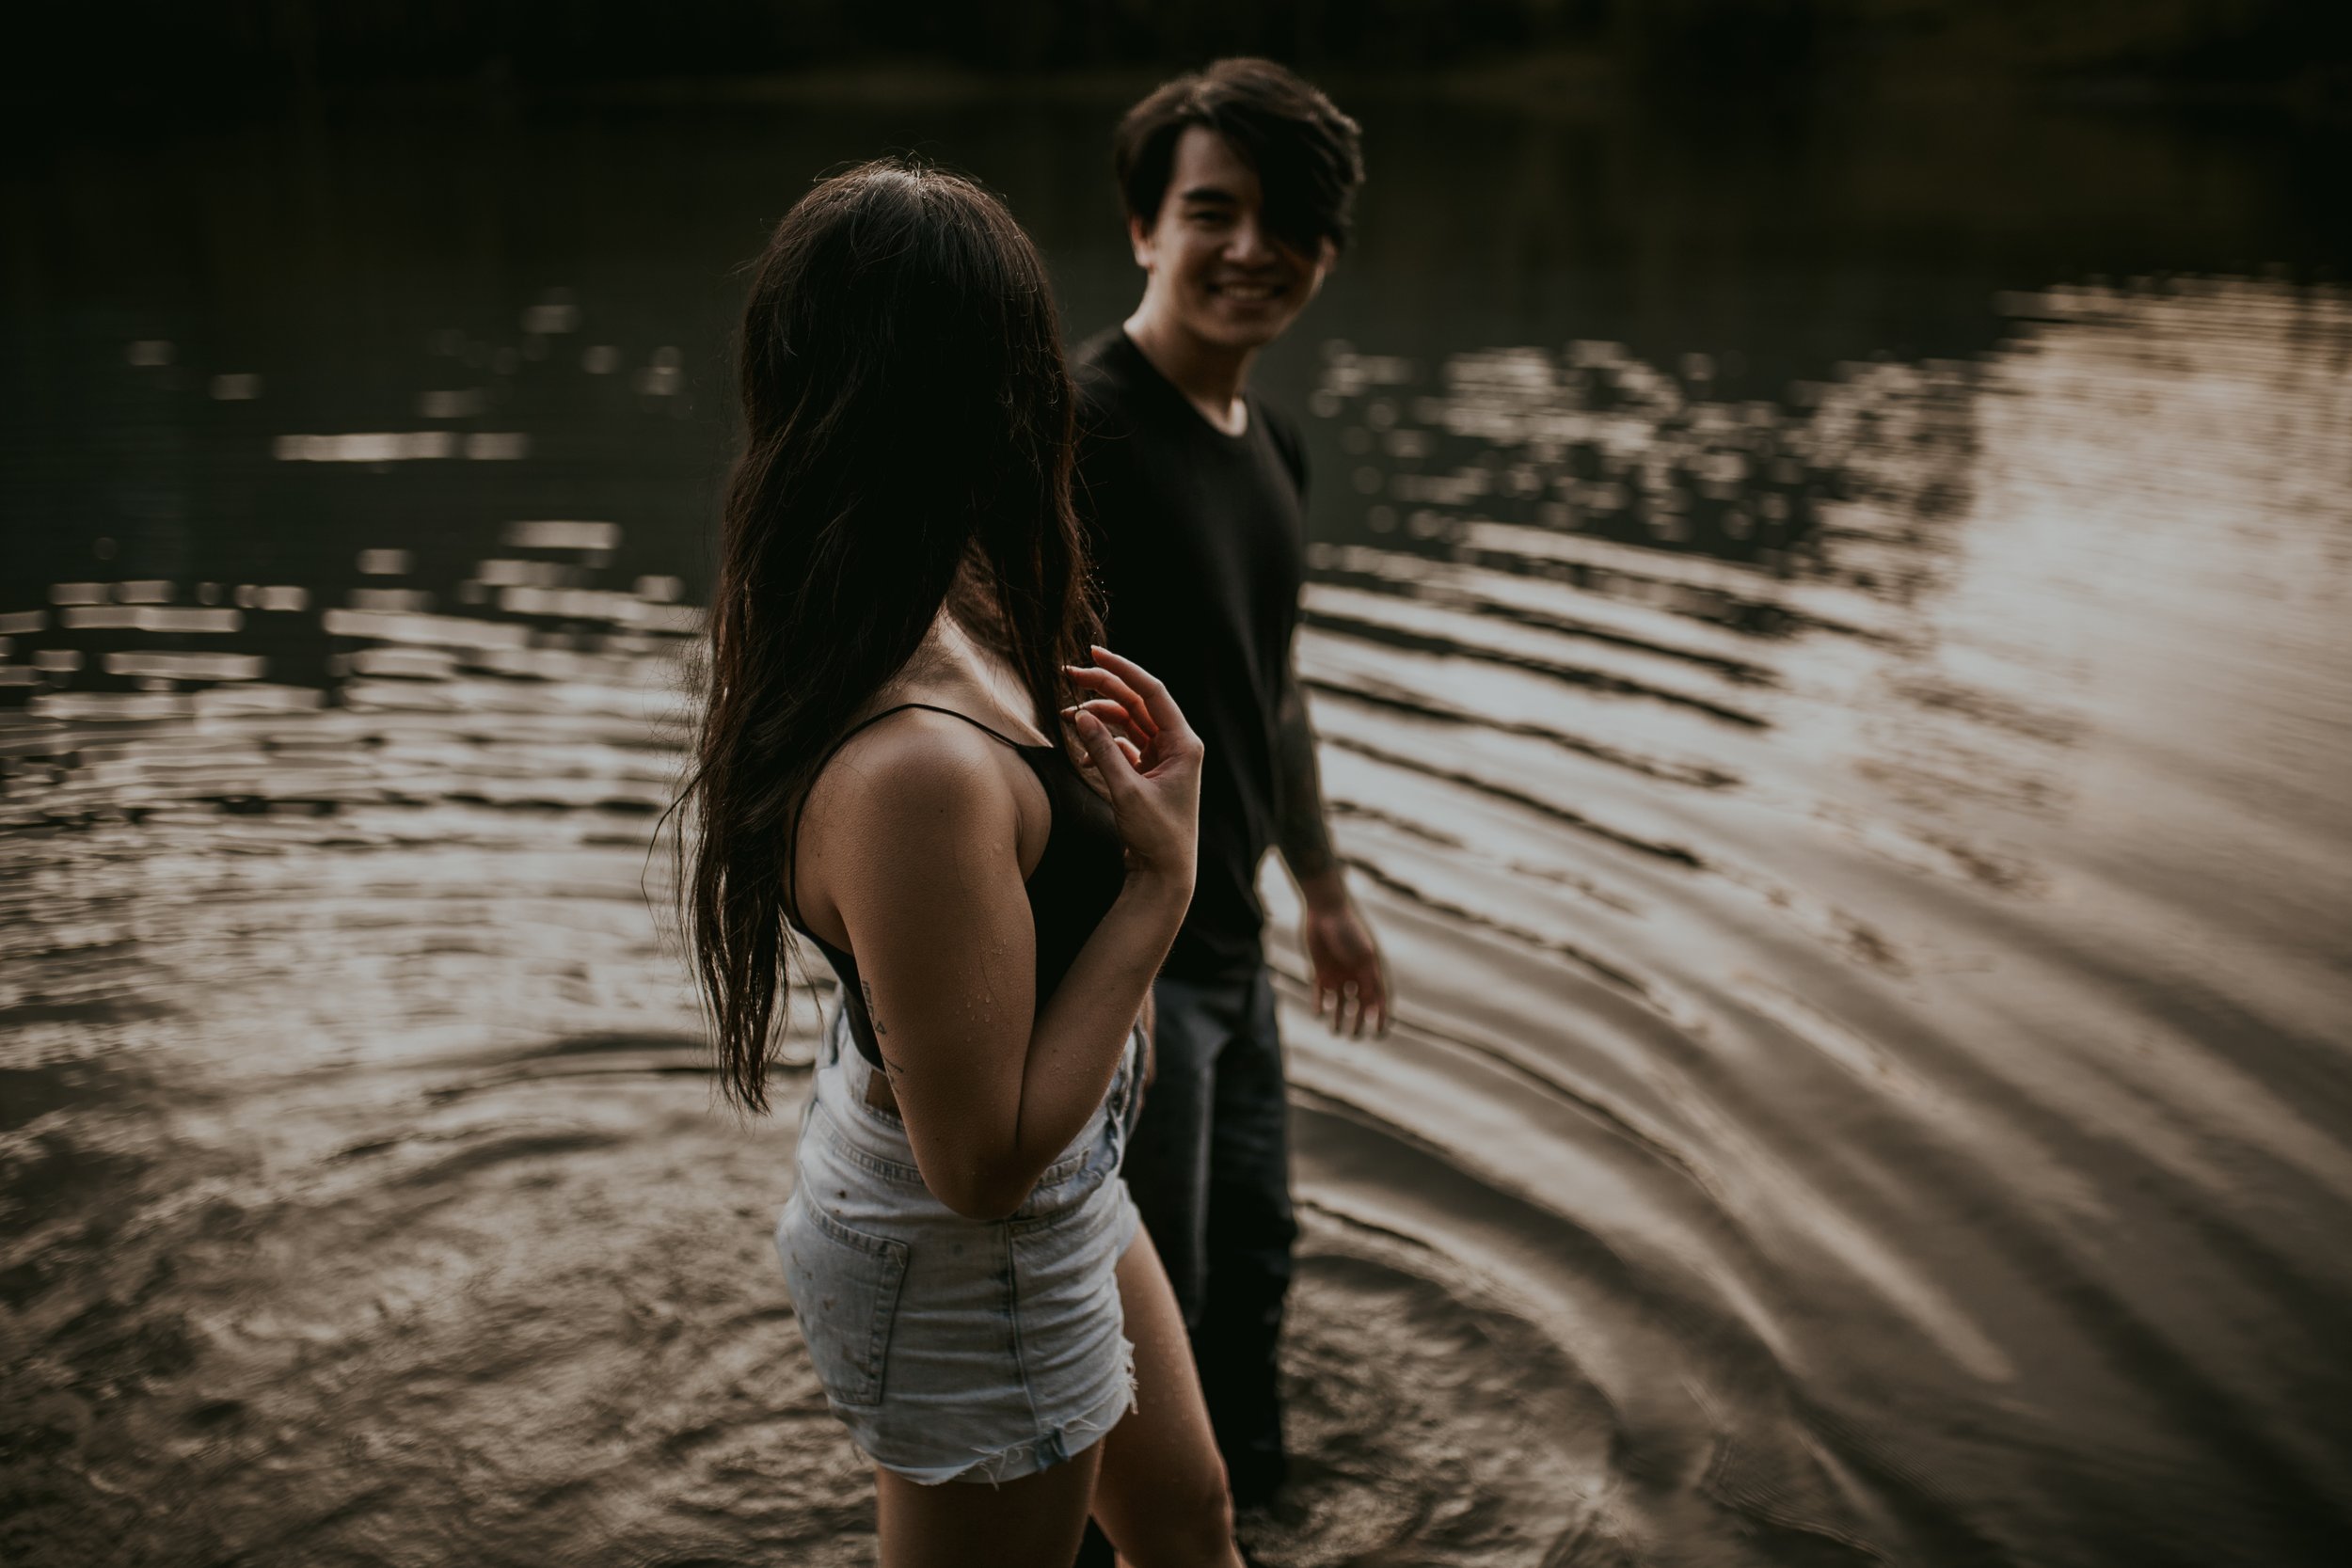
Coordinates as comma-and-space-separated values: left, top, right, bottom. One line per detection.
861, 980, 887, 1036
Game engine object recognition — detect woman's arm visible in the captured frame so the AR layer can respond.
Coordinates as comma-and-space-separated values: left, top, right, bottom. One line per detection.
815, 652, 1198, 1220
999, 859, 1187, 1191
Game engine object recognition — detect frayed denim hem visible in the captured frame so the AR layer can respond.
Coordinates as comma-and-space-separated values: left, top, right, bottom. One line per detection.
868, 1336, 1140, 1488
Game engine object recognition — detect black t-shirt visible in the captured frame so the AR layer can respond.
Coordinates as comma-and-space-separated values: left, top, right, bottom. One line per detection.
1073, 327, 1309, 980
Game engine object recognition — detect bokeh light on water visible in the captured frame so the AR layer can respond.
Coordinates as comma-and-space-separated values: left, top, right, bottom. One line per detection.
4, 89, 2349, 1568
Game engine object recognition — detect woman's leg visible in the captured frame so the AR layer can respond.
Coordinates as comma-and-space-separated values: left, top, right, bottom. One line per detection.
874, 1444, 1103, 1568
1089, 1228, 1246, 1568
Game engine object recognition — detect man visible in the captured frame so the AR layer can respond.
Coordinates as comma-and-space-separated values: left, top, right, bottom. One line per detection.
1072, 57, 1391, 1515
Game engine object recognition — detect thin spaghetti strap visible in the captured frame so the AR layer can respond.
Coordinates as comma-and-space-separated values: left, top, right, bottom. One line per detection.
809, 702, 1032, 779
889, 702, 1036, 750
790, 701, 1046, 932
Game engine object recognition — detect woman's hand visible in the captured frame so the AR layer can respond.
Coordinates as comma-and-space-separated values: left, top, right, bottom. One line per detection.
1063, 644, 1201, 894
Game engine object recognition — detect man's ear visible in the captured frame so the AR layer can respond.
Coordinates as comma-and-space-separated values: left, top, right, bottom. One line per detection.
1128, 214, 1155, 271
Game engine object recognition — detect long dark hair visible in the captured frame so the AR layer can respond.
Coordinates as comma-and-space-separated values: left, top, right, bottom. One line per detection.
681, 158, 1099, 1113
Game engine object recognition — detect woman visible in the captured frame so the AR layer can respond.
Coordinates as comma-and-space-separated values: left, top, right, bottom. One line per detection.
681, 159, 1245, 1567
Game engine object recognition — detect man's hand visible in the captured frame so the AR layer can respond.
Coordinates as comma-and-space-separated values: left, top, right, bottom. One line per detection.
1298, 877, 1390, 1037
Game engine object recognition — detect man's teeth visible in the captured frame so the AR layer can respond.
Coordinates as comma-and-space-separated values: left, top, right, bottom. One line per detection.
1216, 283, 1279, 300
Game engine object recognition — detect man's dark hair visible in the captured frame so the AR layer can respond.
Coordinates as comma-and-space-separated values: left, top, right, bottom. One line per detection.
1113, 57, 1365, 257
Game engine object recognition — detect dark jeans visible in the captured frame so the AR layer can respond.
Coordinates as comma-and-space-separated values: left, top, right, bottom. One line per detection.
1129, 965, 1297, 1501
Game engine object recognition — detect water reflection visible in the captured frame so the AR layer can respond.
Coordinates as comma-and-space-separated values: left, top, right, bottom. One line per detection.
5, 97, 2351, 1568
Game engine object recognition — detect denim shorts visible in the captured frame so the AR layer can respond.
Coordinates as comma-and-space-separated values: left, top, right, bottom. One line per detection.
777, 1006, 1147, 1484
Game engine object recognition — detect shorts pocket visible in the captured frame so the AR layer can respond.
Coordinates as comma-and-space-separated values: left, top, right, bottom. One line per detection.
777, 1192, 909, 1408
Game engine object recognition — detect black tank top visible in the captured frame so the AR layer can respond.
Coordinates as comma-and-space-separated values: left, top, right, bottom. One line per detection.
789, 702, 1129, 1071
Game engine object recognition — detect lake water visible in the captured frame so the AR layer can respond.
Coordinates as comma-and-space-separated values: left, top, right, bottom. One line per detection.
3, 86, 2348, 1567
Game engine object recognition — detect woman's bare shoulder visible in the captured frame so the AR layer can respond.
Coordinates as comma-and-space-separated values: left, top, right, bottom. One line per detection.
823, 707, 1020, 809
795, 708, 1029, 932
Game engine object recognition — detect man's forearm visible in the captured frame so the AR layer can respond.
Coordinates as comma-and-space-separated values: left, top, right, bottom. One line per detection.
1274, 671, 1343, 896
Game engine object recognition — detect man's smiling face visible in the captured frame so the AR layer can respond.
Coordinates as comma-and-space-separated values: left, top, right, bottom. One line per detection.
1132, 125, 1335, 352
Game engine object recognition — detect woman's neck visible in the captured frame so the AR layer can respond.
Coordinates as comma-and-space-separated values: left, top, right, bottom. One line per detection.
887, 607, 1045, 744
